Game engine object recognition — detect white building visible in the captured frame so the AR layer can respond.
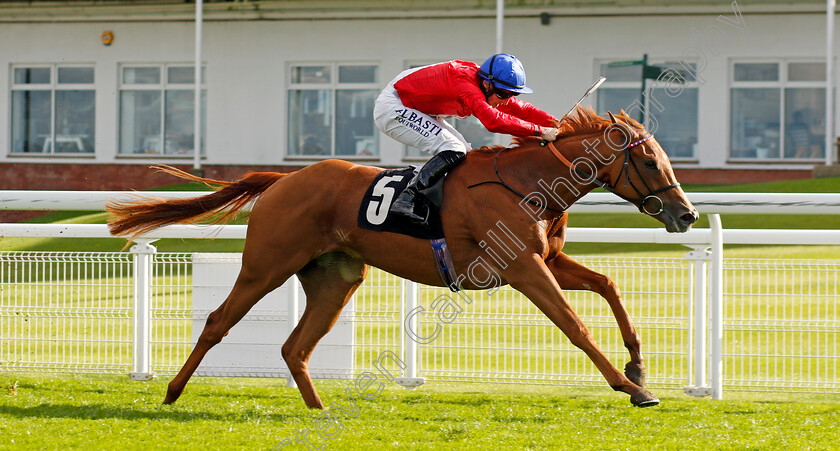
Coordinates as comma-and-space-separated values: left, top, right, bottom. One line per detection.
0, 0, 835, 187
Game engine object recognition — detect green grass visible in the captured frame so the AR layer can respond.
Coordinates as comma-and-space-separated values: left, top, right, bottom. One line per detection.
1, 179, 838, 449
0, 373, 837, 450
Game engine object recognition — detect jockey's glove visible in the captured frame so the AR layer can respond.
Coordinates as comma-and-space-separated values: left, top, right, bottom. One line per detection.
540, 127, 560, 142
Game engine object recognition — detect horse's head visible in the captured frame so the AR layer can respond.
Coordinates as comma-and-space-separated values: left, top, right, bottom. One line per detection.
594, 110, 698, 232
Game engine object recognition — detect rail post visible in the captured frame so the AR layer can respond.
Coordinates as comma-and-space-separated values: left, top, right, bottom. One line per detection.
396, 279, 425, 389
709, 214, 724, 399
129, 239, 157, 381
683, 245, 712, 397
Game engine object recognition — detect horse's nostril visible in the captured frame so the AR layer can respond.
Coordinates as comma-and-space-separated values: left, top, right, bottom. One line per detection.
680, 211, 698, 224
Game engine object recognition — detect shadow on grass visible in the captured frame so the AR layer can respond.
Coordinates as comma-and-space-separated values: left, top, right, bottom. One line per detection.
0, 402, 294, 422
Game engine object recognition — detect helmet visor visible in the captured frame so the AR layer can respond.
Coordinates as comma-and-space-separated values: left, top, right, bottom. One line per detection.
492, 79, 533, 94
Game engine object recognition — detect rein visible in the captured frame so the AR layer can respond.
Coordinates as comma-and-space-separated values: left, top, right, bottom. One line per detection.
467, 147, 567, 214
467, 133, 682, 216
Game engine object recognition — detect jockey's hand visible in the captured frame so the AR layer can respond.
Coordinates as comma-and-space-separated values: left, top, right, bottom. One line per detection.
540, 126, 560, 142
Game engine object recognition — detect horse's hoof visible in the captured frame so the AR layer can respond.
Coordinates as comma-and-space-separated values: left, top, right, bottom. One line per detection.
630, 389, 659, 408
624, 362, 647, 387
163, 387, 181, 405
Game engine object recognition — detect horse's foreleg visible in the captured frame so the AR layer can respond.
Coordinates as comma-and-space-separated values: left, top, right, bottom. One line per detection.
163, 267, 278, 405
283, 253, 368, 409
546, 253, 646, 386
508, 254, 658, 407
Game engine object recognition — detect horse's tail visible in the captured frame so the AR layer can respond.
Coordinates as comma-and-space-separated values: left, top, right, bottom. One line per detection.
107, 164, 285, 239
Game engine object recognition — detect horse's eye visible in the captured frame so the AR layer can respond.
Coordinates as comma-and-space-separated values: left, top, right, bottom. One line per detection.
645, 161, 657, 170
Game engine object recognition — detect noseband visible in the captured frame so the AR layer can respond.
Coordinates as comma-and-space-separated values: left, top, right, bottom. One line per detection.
544, 134, 681, 216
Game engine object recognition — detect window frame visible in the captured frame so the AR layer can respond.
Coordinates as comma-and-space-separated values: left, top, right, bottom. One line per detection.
117, 63, 206, 158
286, 61, 380, 160
728, 59, 827, 162
9, 63, 96, 156
596, 58, 700, 161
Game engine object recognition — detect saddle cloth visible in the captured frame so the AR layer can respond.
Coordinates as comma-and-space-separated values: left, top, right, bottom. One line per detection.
356, 167, 460, 291
356, 167, 444, 240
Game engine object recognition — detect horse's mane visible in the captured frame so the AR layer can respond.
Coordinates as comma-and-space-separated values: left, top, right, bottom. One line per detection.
558, 105, 630, 138
473, 105, 640, 152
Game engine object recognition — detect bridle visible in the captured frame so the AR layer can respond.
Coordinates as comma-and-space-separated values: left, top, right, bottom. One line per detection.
540, 134, 680, 216
468, 132, 681, 216
543, 133, 681, 216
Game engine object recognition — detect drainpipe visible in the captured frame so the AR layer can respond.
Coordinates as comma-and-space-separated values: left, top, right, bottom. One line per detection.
193, 0, 203, 172
827, 0, 835, 166
496, 0, 503, 54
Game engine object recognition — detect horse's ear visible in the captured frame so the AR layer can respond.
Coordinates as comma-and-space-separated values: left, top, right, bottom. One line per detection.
607, 111, 618, 124
619, 109, 645, 130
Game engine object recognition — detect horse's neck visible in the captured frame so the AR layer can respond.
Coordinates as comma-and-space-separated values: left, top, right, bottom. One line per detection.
512, 134, 605, 212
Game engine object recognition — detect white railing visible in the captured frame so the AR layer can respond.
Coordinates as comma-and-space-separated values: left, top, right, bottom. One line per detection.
1, 191, 839, 399
3, 190, 840, 214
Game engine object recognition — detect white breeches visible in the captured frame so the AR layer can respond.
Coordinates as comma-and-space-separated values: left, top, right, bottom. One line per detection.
373, 84, 470, 156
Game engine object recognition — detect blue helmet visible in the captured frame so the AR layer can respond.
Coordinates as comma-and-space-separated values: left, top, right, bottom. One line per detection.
478, 53, 533, 94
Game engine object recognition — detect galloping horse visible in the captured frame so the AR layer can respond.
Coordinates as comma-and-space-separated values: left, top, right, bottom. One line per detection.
107, 106, 698, 408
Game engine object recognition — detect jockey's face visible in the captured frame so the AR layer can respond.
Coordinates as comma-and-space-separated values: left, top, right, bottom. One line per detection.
482, 80, 514, 108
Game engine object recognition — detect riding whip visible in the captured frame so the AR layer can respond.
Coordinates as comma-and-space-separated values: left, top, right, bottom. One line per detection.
541, 76, 607, 147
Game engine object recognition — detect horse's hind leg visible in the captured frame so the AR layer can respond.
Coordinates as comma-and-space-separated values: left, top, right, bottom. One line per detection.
163, 262, 286, 405
547, 253, 646, 386
283, 252, 368, 409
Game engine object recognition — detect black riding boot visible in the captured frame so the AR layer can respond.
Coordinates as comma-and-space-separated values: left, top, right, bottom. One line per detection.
389, 150, 466, 225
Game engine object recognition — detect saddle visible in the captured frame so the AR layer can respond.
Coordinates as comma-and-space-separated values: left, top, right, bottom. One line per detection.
357, 166, 445, 240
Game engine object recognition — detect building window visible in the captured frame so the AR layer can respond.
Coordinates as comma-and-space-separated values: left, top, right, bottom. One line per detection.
597, 61, 699, 159
119, 64, 206, 156
402, 63, 502, 159
730, 61, 825, 160
287, 63, 379, 157
10, 65, 95, 154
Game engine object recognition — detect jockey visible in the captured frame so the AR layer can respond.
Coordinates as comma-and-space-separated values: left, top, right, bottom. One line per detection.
373, 53, 560, 227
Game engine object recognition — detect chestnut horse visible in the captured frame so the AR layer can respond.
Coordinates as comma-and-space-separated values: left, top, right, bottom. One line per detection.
107, 107, 698, 408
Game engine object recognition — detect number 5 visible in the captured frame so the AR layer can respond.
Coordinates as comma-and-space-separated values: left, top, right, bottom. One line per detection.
366, 175, 404, 225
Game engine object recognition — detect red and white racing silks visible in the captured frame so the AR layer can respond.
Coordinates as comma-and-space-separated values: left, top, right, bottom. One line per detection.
393, 60, 557, 138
